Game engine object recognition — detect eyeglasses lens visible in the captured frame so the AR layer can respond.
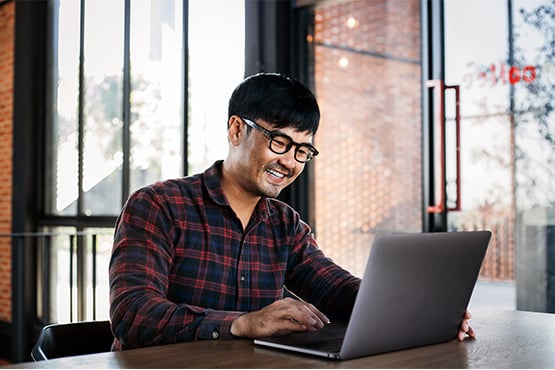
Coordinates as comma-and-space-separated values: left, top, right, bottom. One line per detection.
269, 136, 315, 163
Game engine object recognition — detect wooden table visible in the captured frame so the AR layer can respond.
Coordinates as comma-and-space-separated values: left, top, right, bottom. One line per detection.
4, 309, 555, 368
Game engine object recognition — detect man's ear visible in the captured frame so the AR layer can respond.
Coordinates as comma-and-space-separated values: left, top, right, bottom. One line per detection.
227, 115, 244, 146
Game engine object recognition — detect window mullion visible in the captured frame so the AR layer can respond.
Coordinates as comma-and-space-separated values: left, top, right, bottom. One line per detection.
121, 0, 131, 205
77, 0, 85, 216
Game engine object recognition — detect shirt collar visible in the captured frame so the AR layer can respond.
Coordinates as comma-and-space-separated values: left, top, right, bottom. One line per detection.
204, 160, 228, 206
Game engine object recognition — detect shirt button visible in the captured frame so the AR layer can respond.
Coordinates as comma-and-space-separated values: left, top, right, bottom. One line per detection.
240, 275, 246, 282
211, 331, 220, 339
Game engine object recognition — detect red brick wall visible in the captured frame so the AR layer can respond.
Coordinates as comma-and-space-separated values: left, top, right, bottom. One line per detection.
313, 0, 422, 276
0, 0, 14, 322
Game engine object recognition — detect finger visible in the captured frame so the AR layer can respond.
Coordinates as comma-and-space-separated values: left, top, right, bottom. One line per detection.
289, 315, 320, 332
462, 312, 476, 337
284, 300, 325, 330
461, 319, 469, 333
269, 318, 309, 337
287, 316, 308, 330
457, 320, 476, 341
283, 296, 330, 325
305, 302, 331, 325
294, 305, 323, 331
299, 303, 329, 330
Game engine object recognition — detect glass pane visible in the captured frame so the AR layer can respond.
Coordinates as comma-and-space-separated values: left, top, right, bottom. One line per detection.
444, 0, 513, 282
187, 0, 245, 175
313, 0, 422, 277
129, 0, 184, 191
44, 227, 112, 322
84, 227, 113, 321
445, 0, 555, 312
43, 227, 75, 322
512, 0, 555, 312
82, 0, 124, 215
513, 0, 555, 210
49, 0, 81, 215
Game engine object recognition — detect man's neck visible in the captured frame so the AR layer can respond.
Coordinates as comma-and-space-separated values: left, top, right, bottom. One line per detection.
220, 162, 261, 230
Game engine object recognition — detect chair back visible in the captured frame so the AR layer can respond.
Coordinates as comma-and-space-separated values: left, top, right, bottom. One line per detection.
31, 320, 114, 361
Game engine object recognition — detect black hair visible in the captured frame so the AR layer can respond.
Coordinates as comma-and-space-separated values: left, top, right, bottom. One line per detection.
228, 72, 320, 134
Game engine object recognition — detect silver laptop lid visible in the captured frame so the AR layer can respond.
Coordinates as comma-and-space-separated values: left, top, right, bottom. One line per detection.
339, 230, 491, 359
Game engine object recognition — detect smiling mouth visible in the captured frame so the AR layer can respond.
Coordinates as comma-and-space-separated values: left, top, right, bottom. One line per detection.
266, 168, 287, 180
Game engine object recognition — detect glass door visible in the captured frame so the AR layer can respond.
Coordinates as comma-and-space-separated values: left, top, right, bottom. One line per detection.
309, 0, 554, 312
444, 0, 554, 312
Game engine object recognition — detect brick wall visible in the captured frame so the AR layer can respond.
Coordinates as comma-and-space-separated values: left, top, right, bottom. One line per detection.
313, 0, 422, 277
0, 0, 14, 323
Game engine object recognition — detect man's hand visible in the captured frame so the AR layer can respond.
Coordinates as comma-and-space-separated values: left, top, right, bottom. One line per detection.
230, 298, 330, 338
457, 310, 476, 341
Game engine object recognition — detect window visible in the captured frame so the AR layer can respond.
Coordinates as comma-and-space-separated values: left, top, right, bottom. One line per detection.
44, 0, 244, 322
187, 0, 245, 174
48, 0, 184, 218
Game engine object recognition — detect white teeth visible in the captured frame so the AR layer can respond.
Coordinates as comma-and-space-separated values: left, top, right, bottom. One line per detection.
267, 169, 285, 178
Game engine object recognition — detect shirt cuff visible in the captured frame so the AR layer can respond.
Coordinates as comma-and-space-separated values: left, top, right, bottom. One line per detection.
196, 310, 244, 340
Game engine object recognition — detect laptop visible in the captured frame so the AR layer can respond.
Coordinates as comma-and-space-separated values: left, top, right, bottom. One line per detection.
254, 230, 491, 360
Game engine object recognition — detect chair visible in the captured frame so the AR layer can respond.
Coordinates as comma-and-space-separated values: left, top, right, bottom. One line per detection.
31, 320, 114, 361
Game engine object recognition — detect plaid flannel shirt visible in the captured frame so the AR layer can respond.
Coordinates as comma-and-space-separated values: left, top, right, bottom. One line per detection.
109, 161, 360, 349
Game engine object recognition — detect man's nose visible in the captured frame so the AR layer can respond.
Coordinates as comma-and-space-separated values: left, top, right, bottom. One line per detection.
278, 147, 298, 169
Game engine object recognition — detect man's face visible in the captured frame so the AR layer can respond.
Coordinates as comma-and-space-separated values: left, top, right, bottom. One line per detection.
235, 117, 315, 199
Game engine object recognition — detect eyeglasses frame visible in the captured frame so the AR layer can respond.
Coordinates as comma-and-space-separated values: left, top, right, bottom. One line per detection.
240, 117, 319, 163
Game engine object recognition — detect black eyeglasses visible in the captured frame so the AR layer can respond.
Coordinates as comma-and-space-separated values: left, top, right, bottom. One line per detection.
241, 117, 319, 163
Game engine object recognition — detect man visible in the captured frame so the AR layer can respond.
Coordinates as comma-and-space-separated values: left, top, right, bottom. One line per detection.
109, 73, 474, 350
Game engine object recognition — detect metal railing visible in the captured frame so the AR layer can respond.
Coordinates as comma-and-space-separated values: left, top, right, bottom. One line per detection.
1, 231, 112, 362
458, 221, 515, 281
3, 232, 107, 321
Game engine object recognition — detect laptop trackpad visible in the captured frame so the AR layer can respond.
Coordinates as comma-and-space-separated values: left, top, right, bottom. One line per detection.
256, 321, 347, 352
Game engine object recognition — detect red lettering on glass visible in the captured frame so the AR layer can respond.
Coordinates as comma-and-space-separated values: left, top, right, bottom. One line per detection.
475, 62, 537, 86
522, 65, 536, 83
462, 62, 541, 89
489, 64, 497, 84
509, 66, 521, 84
499, 63, 507, 84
